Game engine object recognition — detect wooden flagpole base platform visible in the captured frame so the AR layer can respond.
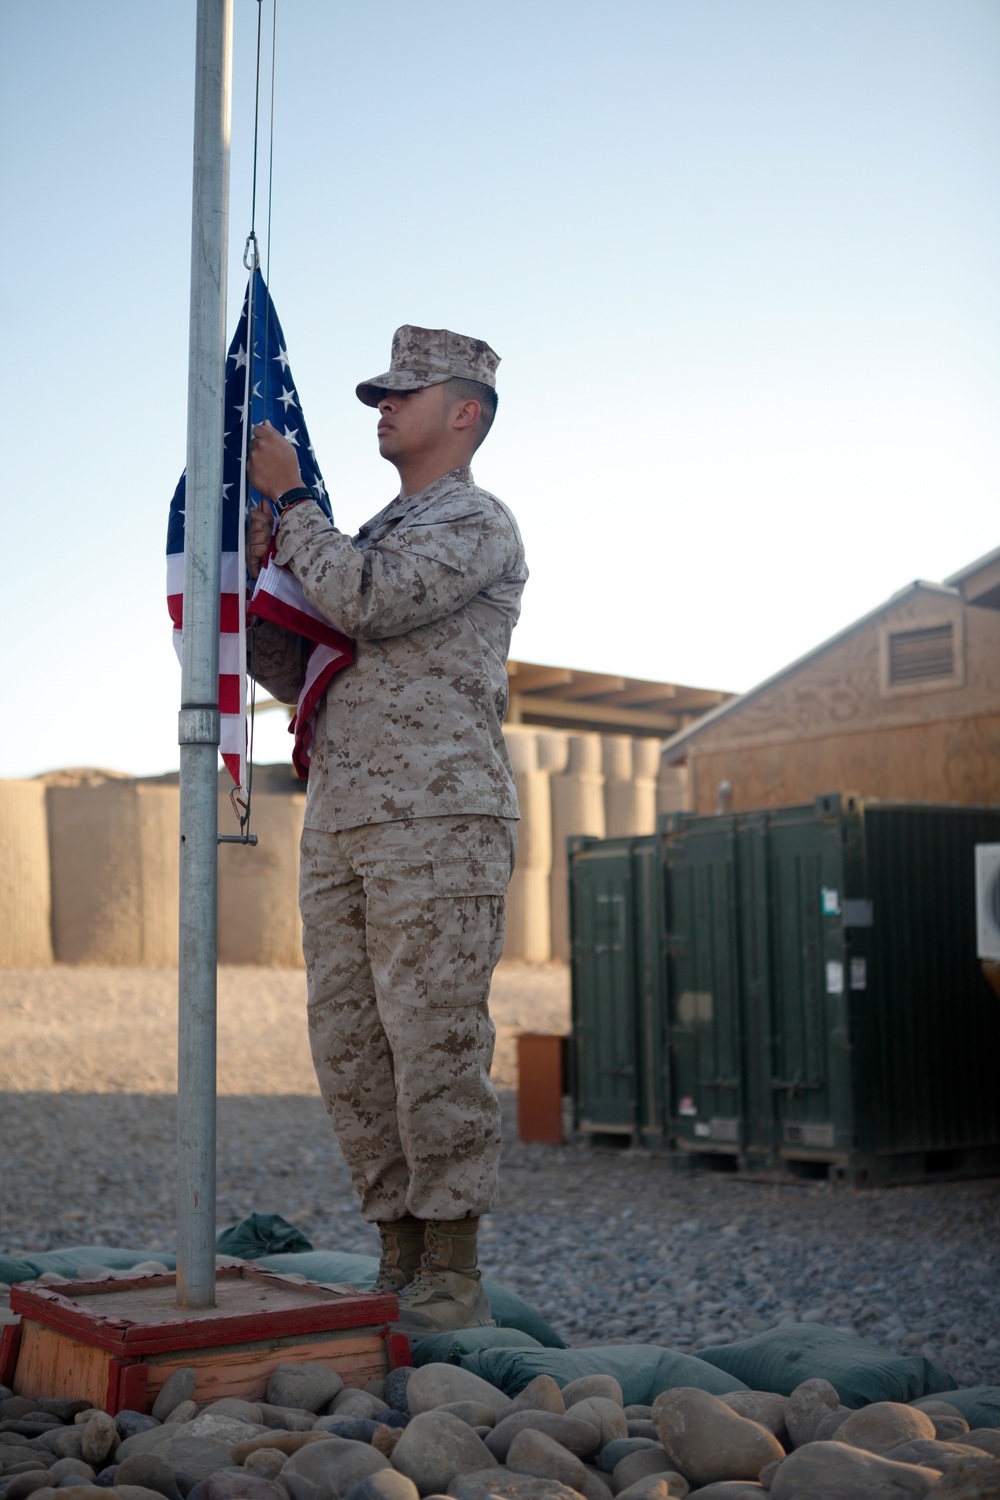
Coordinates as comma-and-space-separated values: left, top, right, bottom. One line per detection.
0, 1260, 409, 1414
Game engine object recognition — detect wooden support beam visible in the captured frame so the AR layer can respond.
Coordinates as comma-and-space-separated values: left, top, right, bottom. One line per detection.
512, 694, 682, 733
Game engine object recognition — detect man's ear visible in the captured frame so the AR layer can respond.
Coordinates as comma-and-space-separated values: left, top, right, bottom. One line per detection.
452, 399, 481, 433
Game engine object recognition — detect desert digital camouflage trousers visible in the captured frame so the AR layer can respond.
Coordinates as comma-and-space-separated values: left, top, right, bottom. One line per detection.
299, 814, 516, 1221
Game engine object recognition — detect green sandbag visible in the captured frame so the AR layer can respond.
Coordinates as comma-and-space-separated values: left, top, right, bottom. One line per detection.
913, 1387, 1000, 1430
460, 1344, 748, 1404
217, 1213, 313, 1259
411, 1327, 544, 1367
0, 1246, 177, 1282
0, 1253, 47, 1284
258, 1249, 383, 1286
256, 1250, 567, 1350
697, 1323, 959, 1407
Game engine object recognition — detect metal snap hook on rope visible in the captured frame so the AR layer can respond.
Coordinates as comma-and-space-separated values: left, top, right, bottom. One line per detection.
243, 231, 260, 272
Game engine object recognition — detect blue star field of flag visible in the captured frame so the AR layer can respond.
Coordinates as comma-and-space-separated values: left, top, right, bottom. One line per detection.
167, 270, 332, 565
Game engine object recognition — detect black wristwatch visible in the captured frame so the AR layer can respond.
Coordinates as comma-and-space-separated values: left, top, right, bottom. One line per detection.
274, 485, 319, 515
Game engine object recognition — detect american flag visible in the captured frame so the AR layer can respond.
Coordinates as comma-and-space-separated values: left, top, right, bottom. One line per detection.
167, 271, 352, 790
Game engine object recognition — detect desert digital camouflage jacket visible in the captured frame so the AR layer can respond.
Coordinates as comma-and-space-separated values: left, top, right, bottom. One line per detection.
251, 466, 528, 830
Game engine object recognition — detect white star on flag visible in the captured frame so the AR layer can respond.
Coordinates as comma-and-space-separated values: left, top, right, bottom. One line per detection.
278, 385, 297, 411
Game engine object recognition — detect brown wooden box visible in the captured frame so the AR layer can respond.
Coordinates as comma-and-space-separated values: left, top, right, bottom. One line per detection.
517, 1032, 569, 1145
0, 1261, 409, 1414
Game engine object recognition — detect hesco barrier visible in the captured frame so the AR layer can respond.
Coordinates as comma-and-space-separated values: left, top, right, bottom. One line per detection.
217, 790, 306, 965
568, 795, 1000, 1185
47, 782, 180, 965
0, 780, 53, 965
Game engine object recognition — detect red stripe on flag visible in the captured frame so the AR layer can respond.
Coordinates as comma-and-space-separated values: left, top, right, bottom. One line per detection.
167, 594, 183, 628
219, 593, 240, 632
219, 674, 241, 714
222, 750, 243, 784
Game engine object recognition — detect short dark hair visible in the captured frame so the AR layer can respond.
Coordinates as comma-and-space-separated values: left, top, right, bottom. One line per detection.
442, 377, 498, 445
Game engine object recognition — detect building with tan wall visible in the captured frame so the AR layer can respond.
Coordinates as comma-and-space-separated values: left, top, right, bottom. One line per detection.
660, 547, 1000, 815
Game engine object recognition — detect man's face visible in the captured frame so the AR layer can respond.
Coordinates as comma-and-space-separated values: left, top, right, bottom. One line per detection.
375, 384, 453, 465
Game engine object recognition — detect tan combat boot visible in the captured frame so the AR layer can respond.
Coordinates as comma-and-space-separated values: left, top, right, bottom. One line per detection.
394, 1216, 494, 1333
372, 1215, 426, 1294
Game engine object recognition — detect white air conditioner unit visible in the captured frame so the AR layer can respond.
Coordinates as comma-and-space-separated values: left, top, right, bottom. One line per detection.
975, 844, 1000, 961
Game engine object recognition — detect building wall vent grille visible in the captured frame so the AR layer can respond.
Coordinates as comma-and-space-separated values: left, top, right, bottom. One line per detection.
888, 623, 955, 685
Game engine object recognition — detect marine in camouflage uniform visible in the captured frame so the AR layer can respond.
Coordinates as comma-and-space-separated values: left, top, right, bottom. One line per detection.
247, 327, 527, 1331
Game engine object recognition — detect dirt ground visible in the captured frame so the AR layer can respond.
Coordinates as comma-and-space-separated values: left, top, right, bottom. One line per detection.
0, 960, 571, 1095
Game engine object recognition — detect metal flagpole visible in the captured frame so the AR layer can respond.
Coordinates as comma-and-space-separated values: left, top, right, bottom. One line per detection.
176, 0, 233, 1310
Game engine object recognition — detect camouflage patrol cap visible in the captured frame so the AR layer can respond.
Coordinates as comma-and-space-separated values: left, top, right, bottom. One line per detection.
356, 325, 500, 407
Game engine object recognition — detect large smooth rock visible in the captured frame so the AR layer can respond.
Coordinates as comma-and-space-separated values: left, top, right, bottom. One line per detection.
115, 1424, 183, 1463
884, 1438, 1000, 1472
508, 1376, 566, 1417
257, 1403, 317, 1431
163, 1400, 199, 1425
567, 1398, 629, 1448
783, 1378, 843, 1449
342, 1474, 420, 1500
962, 1431, 1000, 1459
382, 1370, 414, 1415
719, 1392, 789, 1446
194, 1464, 287, 1500
599, 1437, 664, 1473
281, 1437, 391, 1500
113, 1453, 184, 1500
390, 1410, 497, 1495
186, 1414, 268, 1444
431, 1402, 497, 1430
115, 1412, 161, 1441
506, 1428, 589, 1490
652, 1388, 784, 1488
610, 1447, 682, 1495
244, 1448, 289, 1478
198, 1472, 289, 1500
319, 1419, 385, 1446
446, 1473, 582, 1500
4, 1474, 58, 1500
675, 1485, 763, 1497
149, 1436, 235, 1483
50, 1428, 86, 1461
921, 1455, 1000, 1496
268, 1363, 345, 1414
768, 1440, 941, 1498
79, 1414, 117, 1468
371, 1425, 403, 1460
152, 1370, 197, 1423
485, 1410, 602, 1461
908, 1403, 969, 1442
405, 1365, 513, 1423
611, 1480, 678, 1500
563, 1377, 625, 1409
835, 1402, 936, 1455
327, 1392, 393, 1423
203, 1398, 265, 1424
232, 1432, 336, 1463
581, 1467, 615, 1500
48, 1460, 95, 1482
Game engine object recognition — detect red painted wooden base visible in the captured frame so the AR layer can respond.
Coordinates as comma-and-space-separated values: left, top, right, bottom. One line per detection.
1, 1260, 410, 1413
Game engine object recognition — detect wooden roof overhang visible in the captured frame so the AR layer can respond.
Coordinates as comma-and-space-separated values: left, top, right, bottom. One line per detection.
506, 660, 731, 738
946, 545, 1000, 611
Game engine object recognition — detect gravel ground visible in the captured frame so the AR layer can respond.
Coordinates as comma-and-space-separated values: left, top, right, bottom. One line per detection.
2, 965, 999, 1391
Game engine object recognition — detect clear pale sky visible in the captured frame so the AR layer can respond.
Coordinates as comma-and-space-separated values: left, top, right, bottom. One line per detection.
1, 0, 997, 777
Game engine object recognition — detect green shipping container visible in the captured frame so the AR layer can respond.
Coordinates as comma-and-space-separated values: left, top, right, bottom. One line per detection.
568, 796, 1000, 1184
567, 834, 666, 1148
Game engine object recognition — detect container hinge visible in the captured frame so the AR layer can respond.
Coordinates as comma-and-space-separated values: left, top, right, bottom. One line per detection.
697, 1075, 739, 1090
771, 1075, 824, 1095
